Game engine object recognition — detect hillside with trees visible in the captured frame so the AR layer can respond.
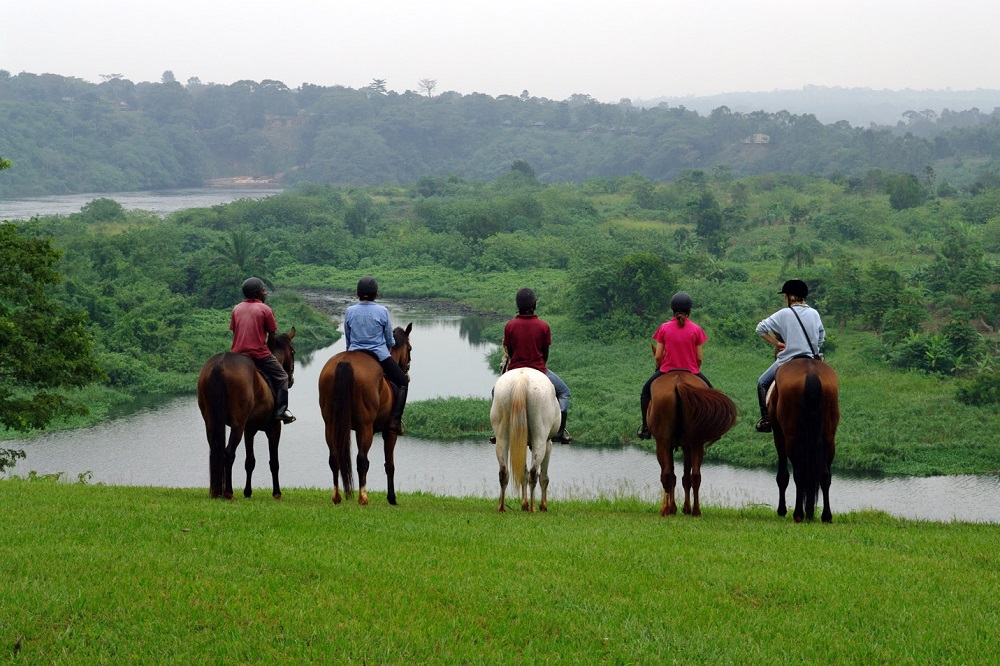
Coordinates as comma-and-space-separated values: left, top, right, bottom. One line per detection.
4, 71, 1000, 197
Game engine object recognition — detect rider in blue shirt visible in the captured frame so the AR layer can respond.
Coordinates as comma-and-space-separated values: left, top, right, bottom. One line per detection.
344, 276, 409, 434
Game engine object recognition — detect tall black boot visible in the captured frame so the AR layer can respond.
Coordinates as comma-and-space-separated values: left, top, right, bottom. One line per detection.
552, 411, 572, 443
755, 383, 771, 433
637, 395, 651, 439
275, 388, 295, 424
389, 386, 407, 435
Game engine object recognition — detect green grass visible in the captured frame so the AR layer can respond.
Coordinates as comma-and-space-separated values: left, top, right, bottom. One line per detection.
2, 480, 997, 663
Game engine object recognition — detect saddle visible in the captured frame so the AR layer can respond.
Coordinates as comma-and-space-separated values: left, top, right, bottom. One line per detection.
356, 349, 399, 400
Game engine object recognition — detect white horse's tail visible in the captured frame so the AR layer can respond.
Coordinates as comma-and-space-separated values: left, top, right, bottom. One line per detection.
509, 374, 529, 490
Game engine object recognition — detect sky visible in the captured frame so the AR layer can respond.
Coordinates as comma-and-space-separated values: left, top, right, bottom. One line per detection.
4, 0, 1000, 103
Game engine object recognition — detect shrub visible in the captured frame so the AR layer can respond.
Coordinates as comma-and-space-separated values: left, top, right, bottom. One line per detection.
956, 371, 1000, 407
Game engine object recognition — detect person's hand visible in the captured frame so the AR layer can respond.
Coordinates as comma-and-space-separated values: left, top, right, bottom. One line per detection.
775, 342, 786, 353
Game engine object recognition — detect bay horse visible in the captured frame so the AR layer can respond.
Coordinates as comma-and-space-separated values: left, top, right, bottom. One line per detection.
647, 370, 738, 517
196, 328, 296, 500
769, 356, 839, 522
490, 367, 561, 513
318, 323, 412, 506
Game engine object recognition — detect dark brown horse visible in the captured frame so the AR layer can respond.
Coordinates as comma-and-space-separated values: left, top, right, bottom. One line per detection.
318, 323, 412, 506
769, 357, 839, 522
196, 328, 296, 500
647, 370, 738, 516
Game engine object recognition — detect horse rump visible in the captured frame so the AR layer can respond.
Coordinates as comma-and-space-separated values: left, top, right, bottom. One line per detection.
675, 382, 739, 445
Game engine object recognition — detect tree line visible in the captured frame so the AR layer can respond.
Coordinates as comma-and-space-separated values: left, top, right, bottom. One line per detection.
4, 70, 1000, 197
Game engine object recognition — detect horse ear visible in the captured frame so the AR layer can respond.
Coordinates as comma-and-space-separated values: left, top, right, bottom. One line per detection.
288, 326, 296, 340
405, 322, 412, 335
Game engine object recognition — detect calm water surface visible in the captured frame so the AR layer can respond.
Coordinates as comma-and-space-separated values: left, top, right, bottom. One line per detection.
0, 187, 284, 220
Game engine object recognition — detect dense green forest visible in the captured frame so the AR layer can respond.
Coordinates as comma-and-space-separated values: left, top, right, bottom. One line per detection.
3, 161, 999, 475
4, 70, 1000, 197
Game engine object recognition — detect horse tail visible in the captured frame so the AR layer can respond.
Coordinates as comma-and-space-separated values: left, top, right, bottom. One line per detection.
795, 372, 825, 507
205, 359, 228, 498
333, 361, 355, 497
508, 375, 529, 491
675, 382, 739, 444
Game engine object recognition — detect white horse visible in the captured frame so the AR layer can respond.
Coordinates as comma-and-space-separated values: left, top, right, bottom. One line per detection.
490, 367, 562, 512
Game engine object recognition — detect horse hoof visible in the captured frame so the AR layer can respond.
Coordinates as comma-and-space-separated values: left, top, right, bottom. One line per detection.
521, 503, 530, 512
539, 503, 548, 512
272, 493, 282, 500
224, 492, 234, 500
244, 489, 252, 498
332, 494, 342, 504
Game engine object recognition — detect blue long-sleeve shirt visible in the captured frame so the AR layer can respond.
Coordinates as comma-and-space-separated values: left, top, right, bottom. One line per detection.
755, 304, 825, 362
344, 301, 394, 361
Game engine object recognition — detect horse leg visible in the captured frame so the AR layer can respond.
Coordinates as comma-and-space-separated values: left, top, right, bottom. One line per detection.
383, 432, 398, 506
243, 430, 256, 498
267, 426, 282, 500
688, 445, 705, 517
528, 464, 538, 513
538, 444, 551, 512
207, 425, 225, 499
793, 481, 806, 523
820, 450, 833, 523
356, 428, 374, 506
657, 445, 677, 516
682, 448, 693, 515
223, 426, 242, 500
775, 435, 789, 518
496, 438, 508, 513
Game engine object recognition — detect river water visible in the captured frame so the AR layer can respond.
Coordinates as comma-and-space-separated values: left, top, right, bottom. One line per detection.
3, 190, 999, 523
0, 186, 284, 220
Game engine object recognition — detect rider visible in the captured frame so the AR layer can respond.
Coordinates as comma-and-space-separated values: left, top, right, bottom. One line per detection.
230, 277, 296, 424
636, 291, 710, 440
498, 287, 573, 443
754, 279, 826, 433
344, 275, 409, 435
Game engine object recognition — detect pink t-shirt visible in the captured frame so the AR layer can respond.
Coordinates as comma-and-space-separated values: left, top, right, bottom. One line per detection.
653, 318, 707, 374
230, 299, 277, 359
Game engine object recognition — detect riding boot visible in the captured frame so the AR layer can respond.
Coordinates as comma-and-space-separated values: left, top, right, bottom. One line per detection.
755, 383, 771, 433
275, 388, 296, 424
637, 395, 651, 439
552, 411, 573, 443
388, 386, 408, 435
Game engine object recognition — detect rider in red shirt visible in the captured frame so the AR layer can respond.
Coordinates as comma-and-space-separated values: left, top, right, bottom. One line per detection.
230, 277, 295, 424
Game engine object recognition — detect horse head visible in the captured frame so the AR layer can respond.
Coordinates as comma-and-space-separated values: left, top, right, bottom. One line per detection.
270, 327, 297, 388
392, 323, 413, 376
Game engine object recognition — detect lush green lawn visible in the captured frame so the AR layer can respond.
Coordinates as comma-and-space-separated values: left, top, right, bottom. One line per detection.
3, 480, 997, 663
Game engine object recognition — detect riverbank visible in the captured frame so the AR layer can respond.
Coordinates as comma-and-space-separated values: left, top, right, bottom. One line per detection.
2, 480, 996, 663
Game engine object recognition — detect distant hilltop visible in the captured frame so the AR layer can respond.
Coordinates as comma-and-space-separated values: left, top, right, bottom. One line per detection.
636, 85, 1000, 127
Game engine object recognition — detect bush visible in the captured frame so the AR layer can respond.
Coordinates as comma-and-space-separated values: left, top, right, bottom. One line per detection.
956, 371, 1000, 407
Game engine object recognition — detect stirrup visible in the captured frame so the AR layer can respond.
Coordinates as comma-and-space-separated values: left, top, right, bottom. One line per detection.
388, 418, 405, 435
489, 435, 497, 444
754, 418, 771, 433
551, 431, 573, 444
636, 427, 651, 440
278, 410, 296, 424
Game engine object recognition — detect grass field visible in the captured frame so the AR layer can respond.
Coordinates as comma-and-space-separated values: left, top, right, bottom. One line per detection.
2, 479, 997, 663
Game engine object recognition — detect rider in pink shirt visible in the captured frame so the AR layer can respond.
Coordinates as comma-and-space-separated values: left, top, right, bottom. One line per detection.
636, 292, 710, 439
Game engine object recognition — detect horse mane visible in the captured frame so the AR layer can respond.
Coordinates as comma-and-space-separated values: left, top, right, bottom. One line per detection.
392, 327, 407, 349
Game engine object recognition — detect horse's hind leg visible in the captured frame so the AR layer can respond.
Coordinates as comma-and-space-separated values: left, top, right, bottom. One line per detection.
383, 432, 398, 506
356, 429, 373, 506
267, 428, 282, 499
775, 438, 789, 518
657, 446, 677, 516
496, 439, 509, 513
243, 431, 256, 498
538, 446, 551, 512
685, 445, 705, 517
820, 460, 832, 523
224, 426, 242, 500
528, 464, 538, 513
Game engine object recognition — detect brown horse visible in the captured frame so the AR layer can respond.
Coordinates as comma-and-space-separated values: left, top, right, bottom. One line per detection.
196, 328, 296, 500
769, 357, 839, 522
318, 323, 412, 506
647, 370, 738, 516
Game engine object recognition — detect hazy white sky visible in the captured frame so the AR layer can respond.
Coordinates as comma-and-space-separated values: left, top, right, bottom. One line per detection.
4, 0, 999, 102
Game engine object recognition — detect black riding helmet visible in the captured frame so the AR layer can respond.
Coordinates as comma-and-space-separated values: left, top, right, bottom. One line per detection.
242, 277, 266, 299
670, 291, 693, 312
779, 279, 809, 299
515, 287, 536, 314
357, 275, 379, 300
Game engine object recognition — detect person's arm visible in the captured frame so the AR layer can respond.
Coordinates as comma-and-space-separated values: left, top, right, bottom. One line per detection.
653, 341, 665, 367
542, 345, 549, 363
695, 343, 703, 366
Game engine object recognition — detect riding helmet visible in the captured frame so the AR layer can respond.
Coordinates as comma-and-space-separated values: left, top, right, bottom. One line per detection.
241, 277, 266, 299
779, 279, 809, 299
515, 287, 537, 313
357, 275, 379, 300
670, 291, 693, 312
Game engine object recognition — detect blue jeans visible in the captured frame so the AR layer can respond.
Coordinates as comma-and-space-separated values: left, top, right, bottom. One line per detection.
757, 361, 780, 418
546, 369, 570, 412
